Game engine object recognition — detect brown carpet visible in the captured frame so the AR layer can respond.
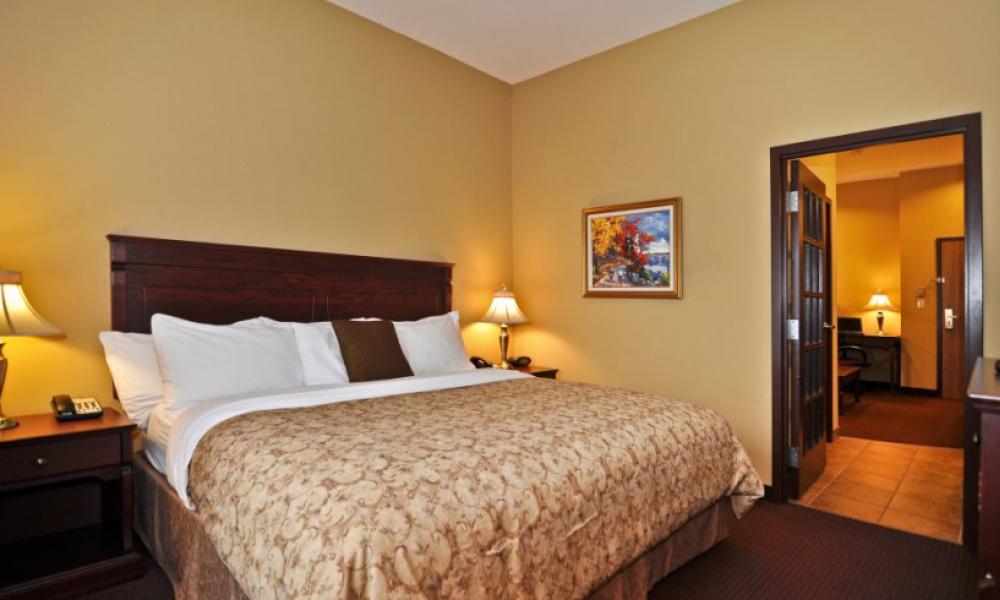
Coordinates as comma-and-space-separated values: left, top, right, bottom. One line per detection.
838, 391, 964, 447
84, 502, 976, 600
651, 502, 976, 600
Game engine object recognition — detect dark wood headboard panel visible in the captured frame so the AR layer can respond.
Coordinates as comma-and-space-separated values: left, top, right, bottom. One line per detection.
109, 235, 453, 333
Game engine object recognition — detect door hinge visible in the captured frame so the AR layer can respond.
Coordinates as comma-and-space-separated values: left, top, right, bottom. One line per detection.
787, 446, 800, 468
787, 191, 799, 212
787, 319, 800, 341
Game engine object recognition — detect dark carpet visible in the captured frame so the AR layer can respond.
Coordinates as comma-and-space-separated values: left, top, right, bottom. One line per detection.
651, 502, 976, 600
80, 551, 172, 600
838, 391, 964, 447
84, 502, 976, 600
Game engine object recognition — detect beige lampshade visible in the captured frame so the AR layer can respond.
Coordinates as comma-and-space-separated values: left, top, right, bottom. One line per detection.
480, 286, 528, 325
863, 290, 896, 311
0, 271, 62, 337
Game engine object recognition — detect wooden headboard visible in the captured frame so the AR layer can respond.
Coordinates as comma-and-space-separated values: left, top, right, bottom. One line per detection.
109, 235, 453, 333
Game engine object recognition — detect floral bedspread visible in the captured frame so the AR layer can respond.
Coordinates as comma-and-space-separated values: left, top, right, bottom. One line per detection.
188, 378, 763, 599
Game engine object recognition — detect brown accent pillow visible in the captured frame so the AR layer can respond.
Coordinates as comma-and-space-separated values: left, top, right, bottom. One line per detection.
331, 320, 414, 383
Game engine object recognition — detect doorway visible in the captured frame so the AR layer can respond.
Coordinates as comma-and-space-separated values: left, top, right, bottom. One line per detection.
769, 114, 983, 549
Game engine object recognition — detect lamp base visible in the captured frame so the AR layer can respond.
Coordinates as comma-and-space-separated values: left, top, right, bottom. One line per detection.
0, 342, 13, 429
876, 311, 886, 336
498, 324, 511, 369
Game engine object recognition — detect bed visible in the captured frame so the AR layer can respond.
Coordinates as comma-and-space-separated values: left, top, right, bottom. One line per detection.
108, 235, 762, 600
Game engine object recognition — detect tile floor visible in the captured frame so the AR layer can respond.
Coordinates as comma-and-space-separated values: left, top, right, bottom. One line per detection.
794, 436, 963, 543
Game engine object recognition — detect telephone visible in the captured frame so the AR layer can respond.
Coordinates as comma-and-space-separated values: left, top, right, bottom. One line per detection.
470, 356, 494, 369
509, 356, 532, 368
51, 395, 104, 422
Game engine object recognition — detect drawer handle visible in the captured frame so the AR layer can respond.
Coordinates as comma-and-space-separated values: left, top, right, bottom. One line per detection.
34, 457, 48, 468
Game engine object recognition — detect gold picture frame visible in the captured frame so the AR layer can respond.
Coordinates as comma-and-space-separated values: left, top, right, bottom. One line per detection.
583, 197, 682, 299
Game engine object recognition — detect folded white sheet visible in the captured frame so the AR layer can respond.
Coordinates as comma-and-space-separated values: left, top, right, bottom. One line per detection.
144, 402, 174, 473
165, 368, 530, 508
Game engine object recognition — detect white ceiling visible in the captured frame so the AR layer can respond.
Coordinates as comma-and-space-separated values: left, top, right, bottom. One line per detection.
327, 0, 742, 83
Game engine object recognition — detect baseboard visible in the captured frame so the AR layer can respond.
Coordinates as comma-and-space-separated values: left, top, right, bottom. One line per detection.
898, 386, 939, 396
861, 381, 938, 396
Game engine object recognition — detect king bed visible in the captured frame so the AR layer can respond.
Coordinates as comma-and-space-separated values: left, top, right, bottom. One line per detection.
107, 235, 762, 600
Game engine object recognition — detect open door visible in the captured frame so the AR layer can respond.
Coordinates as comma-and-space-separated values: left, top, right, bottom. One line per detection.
938, 237, 966, 399
787, 160, 833, 498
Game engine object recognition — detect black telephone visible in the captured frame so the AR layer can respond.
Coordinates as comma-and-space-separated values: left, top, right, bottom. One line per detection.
51, 395, 104, 422
509, 356, 532, 368
470, 356, 494, 369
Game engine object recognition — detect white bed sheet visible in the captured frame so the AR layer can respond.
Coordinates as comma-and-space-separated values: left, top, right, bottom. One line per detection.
163, 369, 531, 509
143, 402, 174, 474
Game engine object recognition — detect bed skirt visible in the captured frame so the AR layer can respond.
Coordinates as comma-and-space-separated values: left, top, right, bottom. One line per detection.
134, 454, 733, 600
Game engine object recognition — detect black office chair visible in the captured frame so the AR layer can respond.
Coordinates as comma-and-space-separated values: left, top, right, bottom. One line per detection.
838, 345, 870, 369
837, 345, 869, 409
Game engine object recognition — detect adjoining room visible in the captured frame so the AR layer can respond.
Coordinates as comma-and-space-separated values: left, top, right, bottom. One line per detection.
790, 134, 967, 543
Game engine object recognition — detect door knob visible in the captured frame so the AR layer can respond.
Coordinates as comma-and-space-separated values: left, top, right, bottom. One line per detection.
944, 308, 957, 330
823, 323, 836, 330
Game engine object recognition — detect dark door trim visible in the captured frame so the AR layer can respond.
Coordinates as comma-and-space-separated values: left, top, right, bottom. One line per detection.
937, 236, 966, 397
769, 113, 983, 549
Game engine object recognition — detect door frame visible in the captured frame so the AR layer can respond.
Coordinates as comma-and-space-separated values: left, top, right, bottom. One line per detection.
769, 113, 983, 549
936, 236, 965, 397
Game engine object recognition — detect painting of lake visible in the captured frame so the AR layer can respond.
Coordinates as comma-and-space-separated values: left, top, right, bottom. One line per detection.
584, 198, 682, 298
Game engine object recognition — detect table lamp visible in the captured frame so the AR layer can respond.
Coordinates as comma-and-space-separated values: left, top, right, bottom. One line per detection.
863, 289, 895, 336
479, 285, 528, 369
0, 270, 62, 430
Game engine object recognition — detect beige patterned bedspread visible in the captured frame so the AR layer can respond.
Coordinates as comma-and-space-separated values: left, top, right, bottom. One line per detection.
188, 378, 763, 600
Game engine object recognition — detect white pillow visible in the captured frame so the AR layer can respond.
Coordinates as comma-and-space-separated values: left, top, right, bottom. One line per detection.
98, 332, 164, 428
151, 314, 305, 411
392, 311, 475, 376
242, 318, 349, 386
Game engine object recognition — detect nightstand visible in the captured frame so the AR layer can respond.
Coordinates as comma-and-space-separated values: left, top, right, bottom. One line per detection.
513, 365, 559, 379
0, 409, 143, 598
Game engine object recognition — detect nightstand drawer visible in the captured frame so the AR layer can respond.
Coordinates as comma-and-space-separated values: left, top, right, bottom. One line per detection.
0, 433, 121, 485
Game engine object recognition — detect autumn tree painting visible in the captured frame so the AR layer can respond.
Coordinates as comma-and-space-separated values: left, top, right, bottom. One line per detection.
584, 199, 682, 298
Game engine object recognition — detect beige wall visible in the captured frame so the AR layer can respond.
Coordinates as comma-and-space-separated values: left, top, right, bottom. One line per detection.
836, 178, 903, 337
512, 0, 1000, 484
899, 166, 964, 390
0, 0, 512, 415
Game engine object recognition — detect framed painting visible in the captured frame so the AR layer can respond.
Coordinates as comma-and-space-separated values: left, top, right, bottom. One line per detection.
583, 197, 682, 299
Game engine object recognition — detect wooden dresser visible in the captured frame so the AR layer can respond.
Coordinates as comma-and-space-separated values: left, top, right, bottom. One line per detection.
968, 357, 1000, 598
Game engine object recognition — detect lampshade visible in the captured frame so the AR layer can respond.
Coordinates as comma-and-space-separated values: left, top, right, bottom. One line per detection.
480, 286, 528, 325
0, 271, 62, 337
863, 290, 896, 311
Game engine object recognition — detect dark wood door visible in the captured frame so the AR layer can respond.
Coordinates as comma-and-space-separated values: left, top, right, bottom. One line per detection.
937, 237, 965, 399
788, 160, 831, 498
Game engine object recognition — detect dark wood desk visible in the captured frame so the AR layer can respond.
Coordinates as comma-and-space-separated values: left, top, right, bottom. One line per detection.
968, 357, 1000, 598
837, 365, 862, 413
839, 333, 901, 392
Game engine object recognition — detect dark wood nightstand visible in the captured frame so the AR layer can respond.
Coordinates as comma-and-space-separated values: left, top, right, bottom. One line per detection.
0, 409, 143, 599
513, 365, 559, 379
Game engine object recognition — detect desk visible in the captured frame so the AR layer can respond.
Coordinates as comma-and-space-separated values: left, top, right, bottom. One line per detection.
839, 333, 901, 392
837, 365, 862, 413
